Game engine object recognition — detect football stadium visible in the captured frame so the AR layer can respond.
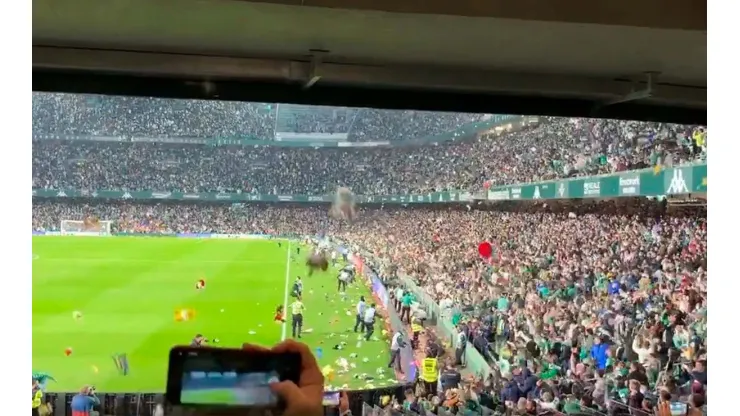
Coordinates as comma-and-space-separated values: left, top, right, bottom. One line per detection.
31, 94, 707, 416
33, 235, 397, 392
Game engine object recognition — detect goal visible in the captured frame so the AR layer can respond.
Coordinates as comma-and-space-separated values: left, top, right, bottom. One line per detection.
60, 219, 113, 236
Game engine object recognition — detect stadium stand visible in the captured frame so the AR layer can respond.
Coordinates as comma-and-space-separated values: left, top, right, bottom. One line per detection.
32, 94, 707, 416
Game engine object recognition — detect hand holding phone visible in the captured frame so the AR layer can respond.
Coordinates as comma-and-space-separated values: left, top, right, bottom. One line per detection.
323, 392, 340, 406
266, 340, 325, 416
166, 344, 301, 410
167, 340, 325, 416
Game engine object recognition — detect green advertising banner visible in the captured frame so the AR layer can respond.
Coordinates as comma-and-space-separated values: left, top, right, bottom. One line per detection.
486, 163, 707, 201
31, 163, 706, 204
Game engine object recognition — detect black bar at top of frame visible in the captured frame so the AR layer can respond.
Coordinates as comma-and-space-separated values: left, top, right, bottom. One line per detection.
32, 69, 707, 125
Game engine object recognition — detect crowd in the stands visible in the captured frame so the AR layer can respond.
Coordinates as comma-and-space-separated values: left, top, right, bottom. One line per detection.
32, 199, 707, 416
32, 94, 707, 195
32, 93, 707, 416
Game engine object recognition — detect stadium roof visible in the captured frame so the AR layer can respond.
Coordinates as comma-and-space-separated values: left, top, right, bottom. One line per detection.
33, 0, 706, 123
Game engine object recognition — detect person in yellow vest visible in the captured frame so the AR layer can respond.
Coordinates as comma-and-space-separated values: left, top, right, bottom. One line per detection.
411, 318, 424, 350
420, 356, 439, 395
32, 378, 44, 416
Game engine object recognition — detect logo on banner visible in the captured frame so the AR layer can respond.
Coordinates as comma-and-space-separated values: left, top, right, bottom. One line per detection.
121, 192, 132, 199
583, 181, 601, 196
619, 175, 641, 196
666, 169, 689, 194
532, 186, 541, 199
56, 190, 67, 197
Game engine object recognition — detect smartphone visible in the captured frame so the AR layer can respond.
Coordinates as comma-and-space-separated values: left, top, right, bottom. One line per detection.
670, 402, 688, 416
323, 392, 340, 406
166, 346, 301, 410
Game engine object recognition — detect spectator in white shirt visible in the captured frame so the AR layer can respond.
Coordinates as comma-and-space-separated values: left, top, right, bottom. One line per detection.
337, 270, 350, 292
388, 331, 406, 373
353, 296, 367, 333
363, 303, 376, 341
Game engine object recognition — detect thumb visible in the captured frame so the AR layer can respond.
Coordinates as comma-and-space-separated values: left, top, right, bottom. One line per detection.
270, 380, 302, 401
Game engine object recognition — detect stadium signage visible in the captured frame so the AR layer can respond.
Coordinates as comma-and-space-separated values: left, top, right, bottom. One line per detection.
215, 193, 231, 200
618, 175, 641, 196
665, 167, 692, 194
152, 191, 172, 199
488, 189, 510, 201
183, 194, 200, 199
277, 195, 293, 201
482, 162, 705, 201
583, 181, 601, 196
510, 187, 522, 199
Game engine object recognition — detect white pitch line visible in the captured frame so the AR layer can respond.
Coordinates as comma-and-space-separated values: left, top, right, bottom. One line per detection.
280, 240, 291, 341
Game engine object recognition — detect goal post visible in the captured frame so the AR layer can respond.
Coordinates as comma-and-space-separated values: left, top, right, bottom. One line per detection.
60, 219, 113, 236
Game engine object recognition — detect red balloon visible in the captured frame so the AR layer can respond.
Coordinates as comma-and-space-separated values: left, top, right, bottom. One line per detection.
478, 242, 493, 258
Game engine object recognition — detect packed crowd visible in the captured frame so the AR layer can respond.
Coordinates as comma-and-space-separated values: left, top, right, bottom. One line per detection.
31, 93, 481, 142
32, 198, 707, 415
32, 94, 708, 415
32, 118, 707, 195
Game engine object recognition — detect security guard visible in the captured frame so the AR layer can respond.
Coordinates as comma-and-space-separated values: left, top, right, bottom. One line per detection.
363, 303, 377, 341
353, 296, 367, 333
411, 318, 424, 350
420, 356, 439, 395
32, 379, 43, 416
290, 296, 305, 338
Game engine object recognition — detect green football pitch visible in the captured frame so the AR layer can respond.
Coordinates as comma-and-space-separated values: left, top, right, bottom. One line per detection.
32, 236, 396, 392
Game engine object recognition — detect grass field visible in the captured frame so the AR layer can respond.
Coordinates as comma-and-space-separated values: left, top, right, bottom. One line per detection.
32, 236, 396, 393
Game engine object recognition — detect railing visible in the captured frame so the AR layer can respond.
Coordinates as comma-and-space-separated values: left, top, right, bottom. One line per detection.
42, 386, 411, 416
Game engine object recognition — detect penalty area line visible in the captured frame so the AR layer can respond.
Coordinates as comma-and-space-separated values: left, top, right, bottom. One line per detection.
280, 240, 291, 341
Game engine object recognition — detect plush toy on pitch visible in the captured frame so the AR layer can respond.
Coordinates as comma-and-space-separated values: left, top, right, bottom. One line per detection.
112, 353, 129, 376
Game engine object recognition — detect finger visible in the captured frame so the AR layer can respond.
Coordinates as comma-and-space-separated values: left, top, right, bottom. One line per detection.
271, 339, 318, 370
270, 380, 302, 400
241, 343, 271, 353
271, 340, 323, 385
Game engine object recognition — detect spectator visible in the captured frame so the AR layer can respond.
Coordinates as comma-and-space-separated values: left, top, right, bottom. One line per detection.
70, 385, 100, 416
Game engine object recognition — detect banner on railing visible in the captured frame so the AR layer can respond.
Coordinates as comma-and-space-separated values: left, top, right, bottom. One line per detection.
487, 163, 707, 200
31, 188, 477, 204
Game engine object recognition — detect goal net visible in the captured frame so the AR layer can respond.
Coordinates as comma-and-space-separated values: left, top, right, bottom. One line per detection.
60, 219, 113, 236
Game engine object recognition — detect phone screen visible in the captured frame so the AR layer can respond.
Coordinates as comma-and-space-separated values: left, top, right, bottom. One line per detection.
322, 392, 340, 406
670, 402, 688, 416
181, 370, 280, 406
167, 347, 300, 408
